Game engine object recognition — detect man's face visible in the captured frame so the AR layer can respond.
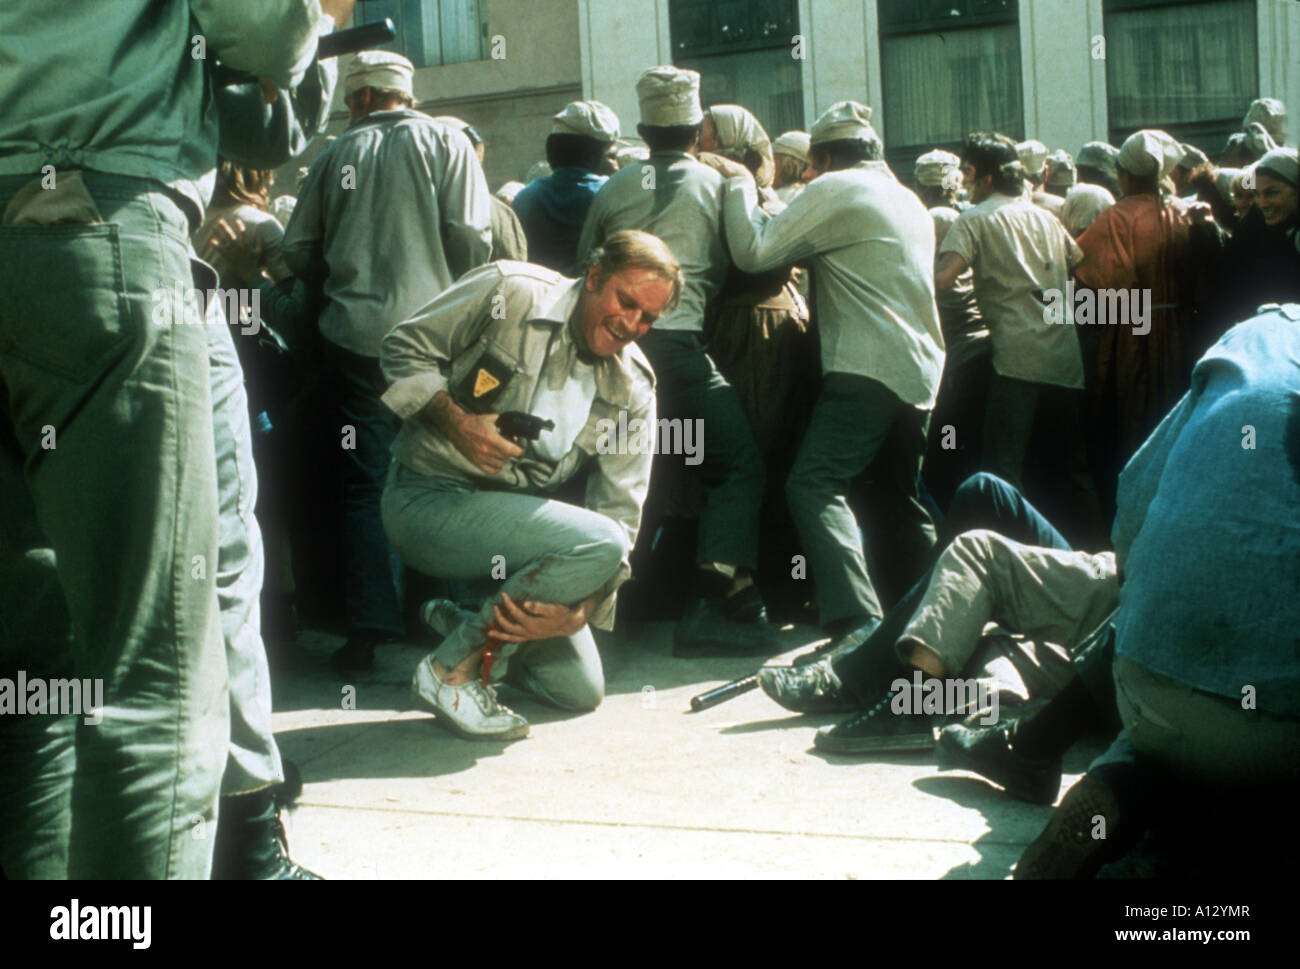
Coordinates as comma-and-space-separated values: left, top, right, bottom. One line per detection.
1255, 171, 1298, 226
577, 266, 674, 356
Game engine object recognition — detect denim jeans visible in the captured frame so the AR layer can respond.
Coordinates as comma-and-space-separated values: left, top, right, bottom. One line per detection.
325, 343, 405, 638
832, 472, 1070, 704
382, 465, 623, 711
206, 318, 283, 796
0, 171, 228, 878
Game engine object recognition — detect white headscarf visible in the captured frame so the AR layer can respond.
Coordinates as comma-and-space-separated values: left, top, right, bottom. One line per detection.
708, 105, 775, 189
1062, 184, 1115, 237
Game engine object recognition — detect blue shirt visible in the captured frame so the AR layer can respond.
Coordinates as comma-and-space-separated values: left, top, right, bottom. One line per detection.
513, 168, 607, 277
1112, 305, 1300, 716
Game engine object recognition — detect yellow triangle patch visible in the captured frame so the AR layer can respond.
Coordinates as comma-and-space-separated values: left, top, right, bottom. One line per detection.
472, 369, 500, 398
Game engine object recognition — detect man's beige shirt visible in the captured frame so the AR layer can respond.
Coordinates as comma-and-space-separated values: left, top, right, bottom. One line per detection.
940, 193, 1085, 389
379, 262, 657, 628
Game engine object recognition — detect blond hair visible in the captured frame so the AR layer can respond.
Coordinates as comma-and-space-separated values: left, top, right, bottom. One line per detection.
587, 230, 683, 313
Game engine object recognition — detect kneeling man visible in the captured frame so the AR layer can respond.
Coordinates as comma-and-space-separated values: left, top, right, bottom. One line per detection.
379, 230, 679, 740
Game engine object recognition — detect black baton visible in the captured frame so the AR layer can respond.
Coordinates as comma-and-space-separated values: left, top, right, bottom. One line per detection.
689, 674, 759, 712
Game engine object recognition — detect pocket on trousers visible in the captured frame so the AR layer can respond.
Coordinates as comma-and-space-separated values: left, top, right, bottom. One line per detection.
0, 222, 130, 382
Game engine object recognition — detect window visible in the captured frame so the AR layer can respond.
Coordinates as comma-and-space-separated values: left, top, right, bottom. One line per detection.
352, 0, 486, 69
1103, 0, 1257, 154
670, 0, 803, 138
879, 0, 1024, 175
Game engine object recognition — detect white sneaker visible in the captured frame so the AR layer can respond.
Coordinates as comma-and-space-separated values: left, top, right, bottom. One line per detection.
410, 655, 529, 741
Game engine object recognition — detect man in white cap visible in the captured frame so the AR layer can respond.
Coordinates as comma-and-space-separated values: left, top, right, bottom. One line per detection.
284, 48, 492, 675
578, 66, 778, 657
723, 99, 945, 669
1017, 138, 1063, 218
432, 115, 527, 262
772, 130, 811, 203
514, 100, 621, 275
1077, 141, 1121, 197
1075, 128, 1206, 507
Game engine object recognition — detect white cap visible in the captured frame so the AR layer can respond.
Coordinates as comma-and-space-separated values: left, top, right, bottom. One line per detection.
809, 101, 875, 145
552, 100, 621, 142
914, 149, 961, 191
1016, 139, 1049, 175
1243, 97, 1287, 143
772, 131, 811, 165
1117, 130, 1186, 182
636, 67, 703, 126
343, 51, 414, 97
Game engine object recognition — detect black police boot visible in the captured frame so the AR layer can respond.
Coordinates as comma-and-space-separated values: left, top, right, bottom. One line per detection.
212, 788, 322, 880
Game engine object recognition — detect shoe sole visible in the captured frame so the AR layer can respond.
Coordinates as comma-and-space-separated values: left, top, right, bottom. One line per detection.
409, 683, 529, 742
814, 729, 936, 755
1014, 775, 1122, 879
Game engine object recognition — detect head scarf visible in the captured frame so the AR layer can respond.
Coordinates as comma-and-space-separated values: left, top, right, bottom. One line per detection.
1062, 183, 1115, 236
810, 101, 876, 145
1256, 146, 1299, 188
1045, 149, 1076, 188
1117, 130, 1185, 183
1242, 98, 1287, 144
772, 131, 811, 166
707, 105, 775, 188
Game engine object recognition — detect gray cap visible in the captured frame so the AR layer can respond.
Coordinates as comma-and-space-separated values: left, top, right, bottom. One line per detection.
1016, 139, 1049, 175
1045, 149, 1076, 187
343, 51, 414, 97
552, 100, 621, 142
1077, 141, 1120, 181
809, 100, 876, 145
1243, 97, 1287, 143
914, 149, 962, 190
636, 66, 703, 126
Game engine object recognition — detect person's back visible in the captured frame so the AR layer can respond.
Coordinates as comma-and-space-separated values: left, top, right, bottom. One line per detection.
0, 0, 318, 221
514, 168, 607, 275
943, 192, 1084, 390
1113, 307, 1300, 717
285, 109, 491, 357
579, 152, 727, 332
0, 0, 321, 880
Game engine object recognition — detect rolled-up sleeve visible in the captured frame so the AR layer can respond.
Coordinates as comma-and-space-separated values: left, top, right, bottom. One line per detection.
379, 264, 502, 418
192, 0, 323, 89
723, 175, 831, 274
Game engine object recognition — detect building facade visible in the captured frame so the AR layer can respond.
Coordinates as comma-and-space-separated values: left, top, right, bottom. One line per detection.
292, 0, 1299, 191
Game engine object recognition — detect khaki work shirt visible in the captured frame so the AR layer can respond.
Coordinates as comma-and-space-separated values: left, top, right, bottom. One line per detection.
284, 108, 492, 358
940, 193, 1085, 389
380, 262, 657, 628
577, 151, 728, 332
723, 161, 945, 409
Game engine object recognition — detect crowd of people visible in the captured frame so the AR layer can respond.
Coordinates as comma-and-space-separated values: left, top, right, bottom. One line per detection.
1, 0, 1297, 881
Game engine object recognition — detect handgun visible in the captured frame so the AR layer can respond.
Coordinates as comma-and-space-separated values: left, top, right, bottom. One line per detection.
496, 411, 556, 443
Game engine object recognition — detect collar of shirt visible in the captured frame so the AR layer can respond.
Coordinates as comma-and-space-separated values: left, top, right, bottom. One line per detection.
529, 276, 638, 407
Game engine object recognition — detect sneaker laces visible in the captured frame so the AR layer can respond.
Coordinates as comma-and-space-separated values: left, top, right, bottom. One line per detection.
464, 678, 517, 718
